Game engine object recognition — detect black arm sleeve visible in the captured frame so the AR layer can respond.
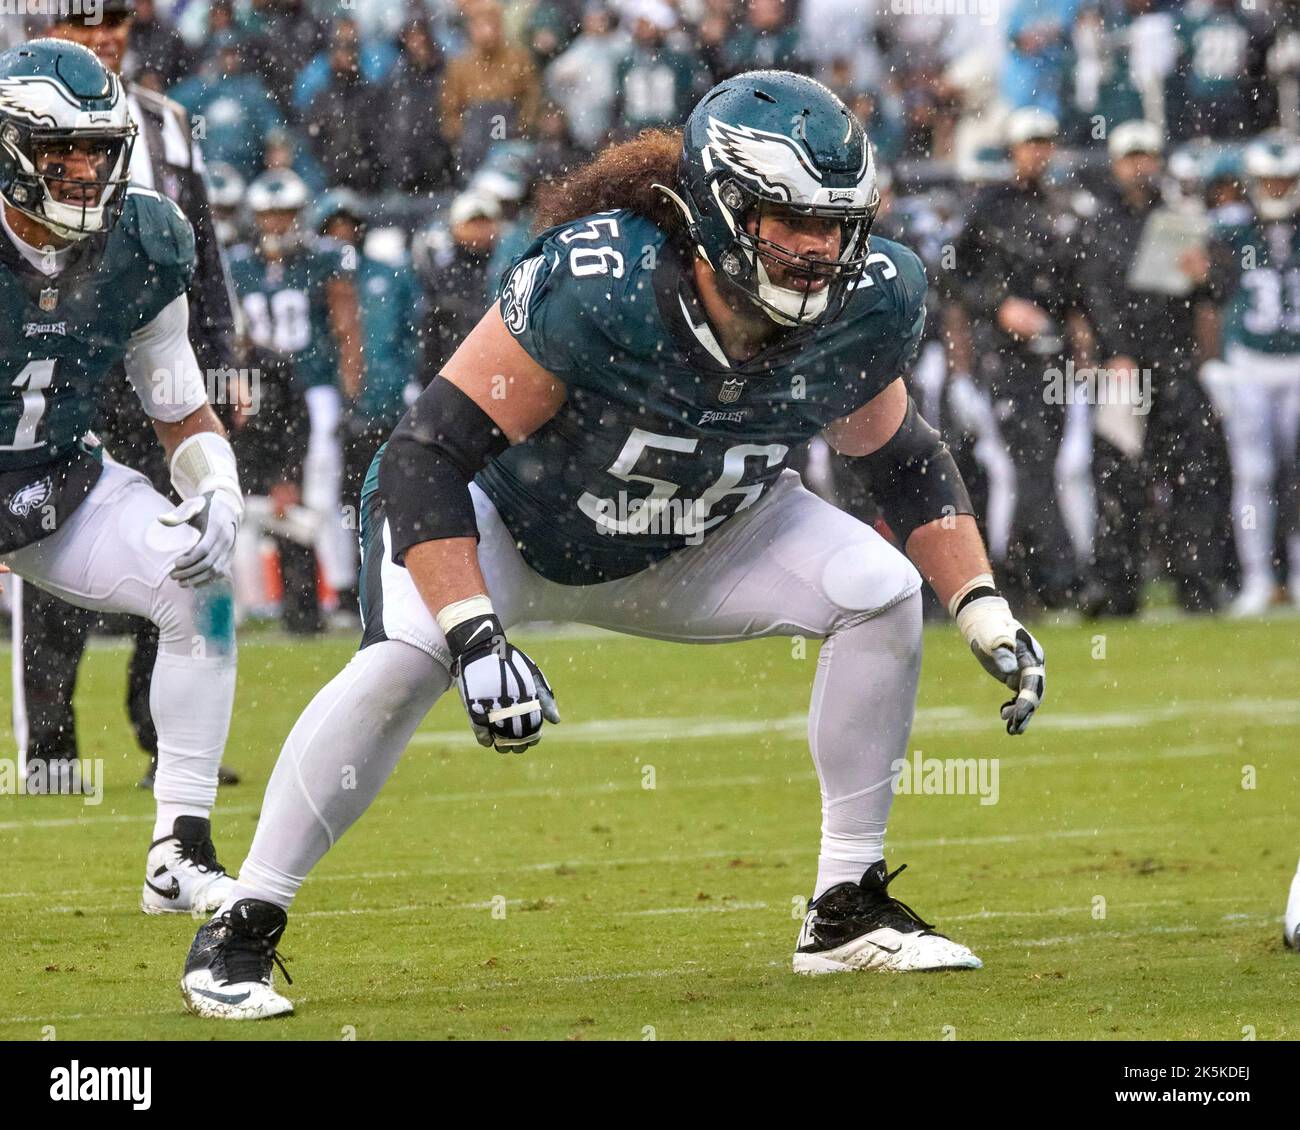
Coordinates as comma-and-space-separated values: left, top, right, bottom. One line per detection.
378, 375, 510, 565
852, 396, 974, 547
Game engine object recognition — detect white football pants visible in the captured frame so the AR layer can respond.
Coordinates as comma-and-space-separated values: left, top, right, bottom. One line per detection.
228, 471, 927, 912
1, 460, 236, 815
303, 385, 357, 595
1219, 347, 1300, 593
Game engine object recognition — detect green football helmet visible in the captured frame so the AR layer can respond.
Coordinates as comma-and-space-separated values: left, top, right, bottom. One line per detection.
246, 168, 309, 255
0, 38, 136, 241
664, 70, 880, 327
1244, 132, 1300, 220
308, 186, 367, 238
245, 168, 310, 215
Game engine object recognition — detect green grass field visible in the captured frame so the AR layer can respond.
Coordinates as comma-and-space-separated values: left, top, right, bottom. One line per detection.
1, 613, 1297, 1041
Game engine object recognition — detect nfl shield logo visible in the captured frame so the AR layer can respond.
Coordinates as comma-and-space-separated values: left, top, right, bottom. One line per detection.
718, 378, 745, 404
39, 288, 58, 312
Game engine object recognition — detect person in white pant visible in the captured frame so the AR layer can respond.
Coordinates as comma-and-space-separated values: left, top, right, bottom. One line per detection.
1199, 134, 1300, 616
178, 73, 1048, 1020
229, 170, 366, 621
0, 40, 242, 915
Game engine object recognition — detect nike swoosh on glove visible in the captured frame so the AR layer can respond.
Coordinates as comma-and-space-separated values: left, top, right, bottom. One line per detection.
954, 595, 1046, 735
448, 615, 560, 752
158, 489, 240, 587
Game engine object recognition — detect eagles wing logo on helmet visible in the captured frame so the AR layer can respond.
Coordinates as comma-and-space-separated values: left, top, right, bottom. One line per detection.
705, 117, 824, 204
0, 78, 62, 128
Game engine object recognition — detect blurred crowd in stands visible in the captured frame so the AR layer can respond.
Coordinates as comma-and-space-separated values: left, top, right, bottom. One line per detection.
9, 0, 1300, 627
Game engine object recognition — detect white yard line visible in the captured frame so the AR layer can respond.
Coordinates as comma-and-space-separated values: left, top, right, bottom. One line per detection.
2, 694, 1291, 833
407, 696, 1300, 747
0, 731, 1251, 836
622, 901, 770, 916
0, 803, 265, 832
1011, 915, 1279, 948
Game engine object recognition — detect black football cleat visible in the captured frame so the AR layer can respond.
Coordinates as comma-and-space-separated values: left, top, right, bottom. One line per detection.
793, 861, 982, 973
181, 898, 294, 1020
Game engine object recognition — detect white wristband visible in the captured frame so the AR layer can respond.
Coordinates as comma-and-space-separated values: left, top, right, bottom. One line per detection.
436, 594, 495, 635
946, 572, 997, 619
170, 431, 243, 518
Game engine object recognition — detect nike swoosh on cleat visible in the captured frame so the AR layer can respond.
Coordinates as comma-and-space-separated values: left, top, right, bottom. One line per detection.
190, 986, 253, 1005
145, 876, 181, 900
862, 938, 902, 954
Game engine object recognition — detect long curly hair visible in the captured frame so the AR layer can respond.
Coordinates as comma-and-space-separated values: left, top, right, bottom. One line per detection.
533, 129, 686, 237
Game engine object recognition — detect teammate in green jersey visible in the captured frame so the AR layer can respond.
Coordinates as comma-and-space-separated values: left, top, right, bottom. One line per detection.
183, 72, 1048, 1019
0, 40, 243, 915
1201, 133, 1300, 615
229, 168, 365, 615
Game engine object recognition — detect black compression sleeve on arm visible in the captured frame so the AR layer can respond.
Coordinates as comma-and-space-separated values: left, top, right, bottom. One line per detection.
855, 396, 973, 547
378, 375, 510, 565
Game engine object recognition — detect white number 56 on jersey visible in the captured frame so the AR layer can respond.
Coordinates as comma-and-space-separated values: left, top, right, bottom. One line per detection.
578, 427, 787, 538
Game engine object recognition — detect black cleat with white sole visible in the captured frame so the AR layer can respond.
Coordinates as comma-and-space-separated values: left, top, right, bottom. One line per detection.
793, 861, 982, 973
182, 899, 294, 1020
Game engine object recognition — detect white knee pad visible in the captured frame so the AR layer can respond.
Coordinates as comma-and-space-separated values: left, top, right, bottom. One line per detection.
818, 542, 922, 634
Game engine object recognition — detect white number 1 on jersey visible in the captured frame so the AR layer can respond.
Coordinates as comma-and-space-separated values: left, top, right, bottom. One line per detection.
0, 359, 56, 451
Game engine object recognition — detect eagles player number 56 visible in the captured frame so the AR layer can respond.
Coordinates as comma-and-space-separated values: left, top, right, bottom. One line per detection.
181, 71, 1047, 1019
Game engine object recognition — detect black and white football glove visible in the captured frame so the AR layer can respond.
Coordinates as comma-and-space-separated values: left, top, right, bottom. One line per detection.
952, 584, 1046, 735
158, 489, 240, 588
446, 613, 560, 753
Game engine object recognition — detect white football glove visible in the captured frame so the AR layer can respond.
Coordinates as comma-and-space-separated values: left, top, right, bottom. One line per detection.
158, 489, 240, 587
446, 612, 560, 752
952, 581, 1046, 735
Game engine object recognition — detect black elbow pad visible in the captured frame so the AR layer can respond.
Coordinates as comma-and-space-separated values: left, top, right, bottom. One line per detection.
378, 376, 509, 564
857, 396, 973, 546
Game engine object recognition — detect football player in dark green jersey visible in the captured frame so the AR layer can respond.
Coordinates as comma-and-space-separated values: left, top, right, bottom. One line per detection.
1201, 133, 1300, 616
184, 72, 1048, 1018
0, 41, 242, 915
229, 168, 365, 613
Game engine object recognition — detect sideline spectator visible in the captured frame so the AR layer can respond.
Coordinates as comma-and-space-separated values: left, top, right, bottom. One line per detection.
441, 0, 542, 174
721, 0, 804, 78
547, 3, 628, 151
612, 1, 707, 135
380, 18, 455, 194
414, 190, 504, 375
171, 30, 284, 180
304, 21, 382, 192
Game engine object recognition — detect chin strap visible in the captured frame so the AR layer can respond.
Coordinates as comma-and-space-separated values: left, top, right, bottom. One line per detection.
754, 256, 829, 325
